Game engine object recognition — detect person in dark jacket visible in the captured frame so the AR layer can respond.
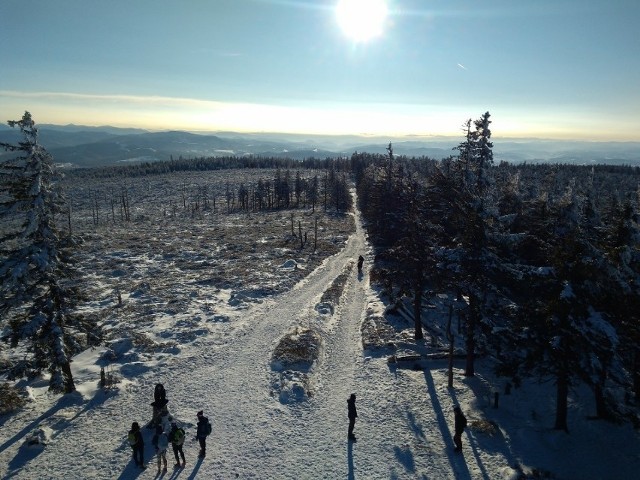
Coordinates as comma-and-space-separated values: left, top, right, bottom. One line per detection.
357, 255, 364, 273
347, 393, 358, 441
151, 383, 169, 428
196, 411, 209, 458
128, 421, 146, 469
453, 406, 468, 452
169, 421, 186, 468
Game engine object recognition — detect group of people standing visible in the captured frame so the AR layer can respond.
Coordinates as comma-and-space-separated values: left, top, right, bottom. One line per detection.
127, 384, 211, 471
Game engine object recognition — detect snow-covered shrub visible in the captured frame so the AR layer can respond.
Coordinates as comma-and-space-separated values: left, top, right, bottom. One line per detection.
361, 315, 397, 351
23, 427, 50, 448
0, 382, 27, 414
271, 326, 321, 371
274, 370, 311, 403
471, 418, 499, 435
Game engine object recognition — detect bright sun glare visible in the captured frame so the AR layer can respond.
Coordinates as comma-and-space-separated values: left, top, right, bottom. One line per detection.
336, 0, 388, 42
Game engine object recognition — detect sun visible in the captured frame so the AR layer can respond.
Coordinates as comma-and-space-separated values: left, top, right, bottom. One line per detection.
336, 0, 388, 42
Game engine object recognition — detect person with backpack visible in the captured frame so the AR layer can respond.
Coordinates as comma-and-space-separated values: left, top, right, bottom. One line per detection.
152, 424, 169, 472
128, 421, 146, 469
347, 393, 358, 441
453, 406, 468, 452
196, 410, 211, 458
151, 383, 169, 428
169, 421, 186, 468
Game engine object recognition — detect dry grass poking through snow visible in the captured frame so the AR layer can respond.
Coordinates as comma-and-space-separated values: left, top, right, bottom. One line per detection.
270, 326, 322, 403
270, 262, 355, 403
48, 169, 355, 388
0, 383, 27, 414
272, 326, 322, 371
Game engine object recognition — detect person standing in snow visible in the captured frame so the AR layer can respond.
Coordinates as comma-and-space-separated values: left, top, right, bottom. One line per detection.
347, 393, 358, 441
128, 421, 146, 469
357, 255, 364, 273
452, 406, 468, 452
151, 383, 169, 428
152, 424, 169, 472
169, 420, 186, 468
196, 410, 210, 458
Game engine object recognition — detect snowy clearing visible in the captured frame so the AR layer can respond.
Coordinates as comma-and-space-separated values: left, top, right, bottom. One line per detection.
1, 188, 639, 480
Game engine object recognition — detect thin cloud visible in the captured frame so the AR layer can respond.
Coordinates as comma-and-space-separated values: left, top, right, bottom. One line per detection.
457, 63, 467, 70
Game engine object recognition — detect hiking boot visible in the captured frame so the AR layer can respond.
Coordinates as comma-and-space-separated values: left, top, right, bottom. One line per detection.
174, 463, 181, 468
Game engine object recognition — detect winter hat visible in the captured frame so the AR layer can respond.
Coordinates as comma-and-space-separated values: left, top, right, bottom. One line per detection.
197, 410, 203, 417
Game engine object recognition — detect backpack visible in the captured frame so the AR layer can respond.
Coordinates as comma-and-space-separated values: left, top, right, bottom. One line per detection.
173, 428, 185, 446
205, 421, 212, 436
128, 432, 137, 446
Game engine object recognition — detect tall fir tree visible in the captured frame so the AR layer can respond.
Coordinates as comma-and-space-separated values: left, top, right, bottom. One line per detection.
0, 112, 98, 393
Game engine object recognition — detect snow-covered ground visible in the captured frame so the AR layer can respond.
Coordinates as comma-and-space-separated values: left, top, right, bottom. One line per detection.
1, 193, 639, 480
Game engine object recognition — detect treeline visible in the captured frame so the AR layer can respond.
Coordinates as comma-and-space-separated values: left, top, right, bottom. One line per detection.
65, 155, 351, 179
354, 113, 640, 431
228, 168, 351, 214
76, 167, 352, 228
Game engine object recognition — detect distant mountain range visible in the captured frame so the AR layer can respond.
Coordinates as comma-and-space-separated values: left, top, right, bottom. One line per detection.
1, 123, 639, 168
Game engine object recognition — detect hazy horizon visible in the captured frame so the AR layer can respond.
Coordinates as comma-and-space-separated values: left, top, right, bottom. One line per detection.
1, 1, 639, 141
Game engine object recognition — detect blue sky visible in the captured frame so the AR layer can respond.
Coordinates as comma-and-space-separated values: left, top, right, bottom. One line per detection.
1, 0, 639, 140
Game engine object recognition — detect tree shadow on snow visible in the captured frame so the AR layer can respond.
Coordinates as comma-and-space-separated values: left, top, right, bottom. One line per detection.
422, 368, 473, 480
4, 442, 45, 477
393, 444, 416, 473
455, 375, 523, 474
1, 388, 113, 477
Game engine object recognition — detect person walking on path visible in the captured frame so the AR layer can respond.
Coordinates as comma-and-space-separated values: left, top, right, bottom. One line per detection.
357, 255, 364, 273
453, 406, 468, 452
196, 410, 211, 458
152, 424, 169, 472
347, 393, 358, 441
169, 421, 186, 468
128, 421, 146, 469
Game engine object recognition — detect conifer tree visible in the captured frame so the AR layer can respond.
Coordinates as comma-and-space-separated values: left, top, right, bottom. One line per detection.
0, 112, 97, 393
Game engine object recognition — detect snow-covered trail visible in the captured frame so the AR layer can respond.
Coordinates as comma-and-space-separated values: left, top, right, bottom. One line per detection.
164, 197, 460, 479
173, 201, 373, 479
1, 193, 493, 480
